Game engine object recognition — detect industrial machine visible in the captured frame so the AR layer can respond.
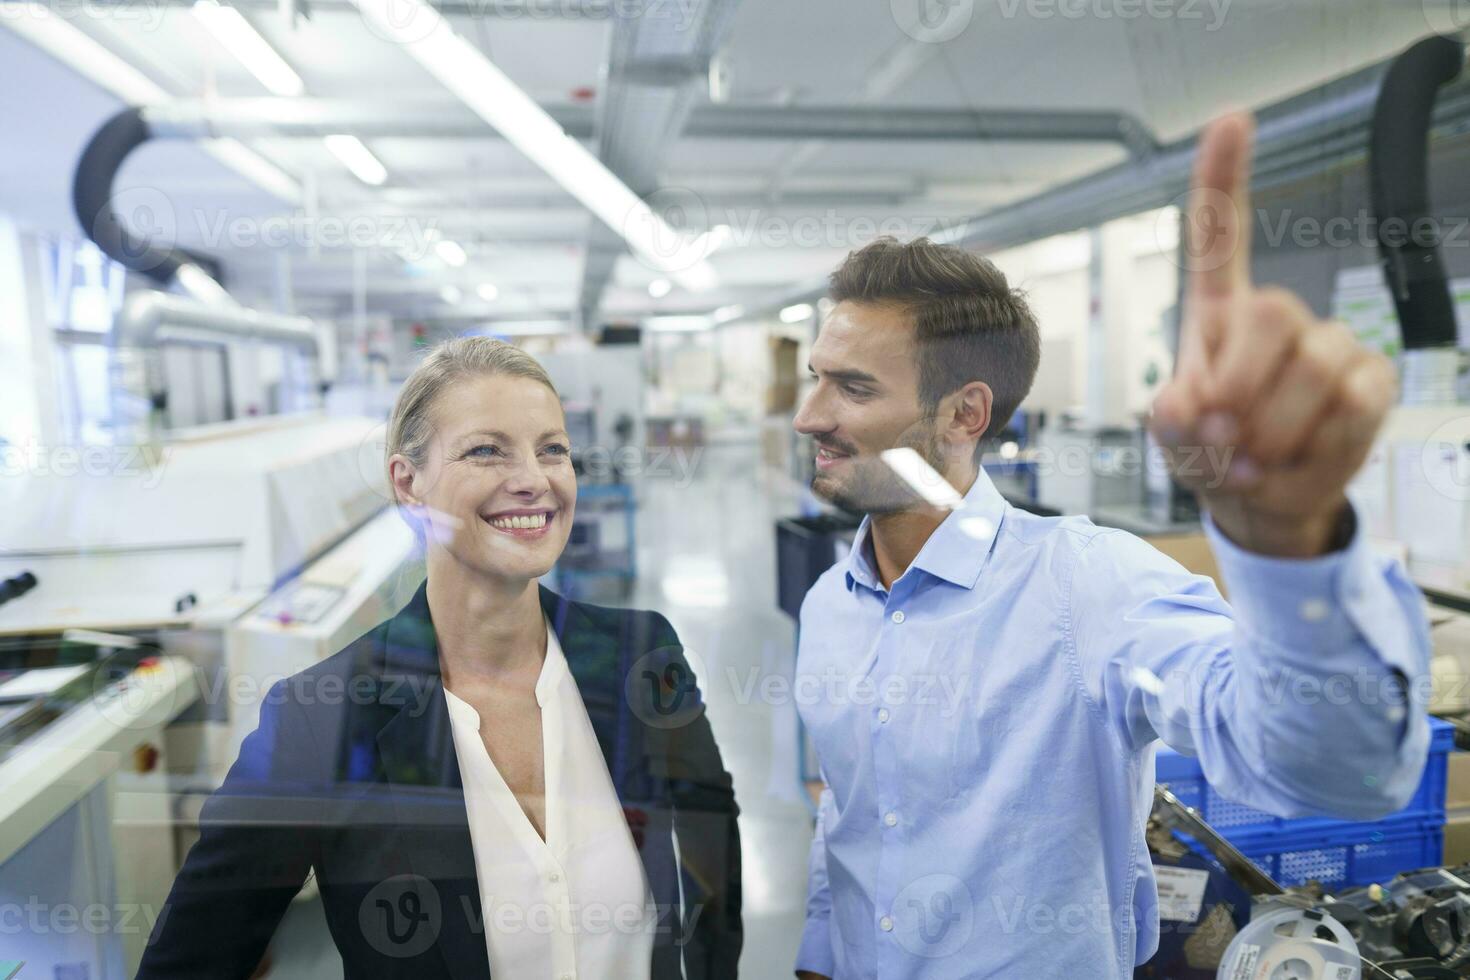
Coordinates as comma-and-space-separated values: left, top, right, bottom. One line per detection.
0, 413, 421, 977
0, 107, 420, 978
1143, 786, 1470, 979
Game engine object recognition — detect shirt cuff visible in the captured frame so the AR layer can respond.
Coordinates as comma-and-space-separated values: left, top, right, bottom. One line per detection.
795, 915, 835, 977
1201, 507, 1427, 683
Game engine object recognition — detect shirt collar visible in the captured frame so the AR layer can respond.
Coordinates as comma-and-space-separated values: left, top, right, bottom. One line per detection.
844, 467, 1007, 593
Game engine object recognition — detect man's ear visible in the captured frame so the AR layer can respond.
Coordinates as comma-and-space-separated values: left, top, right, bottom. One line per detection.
945, 381, 993, 455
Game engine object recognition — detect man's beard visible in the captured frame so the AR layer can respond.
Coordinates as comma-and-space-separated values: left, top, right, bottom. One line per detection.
812, 424, 948, 516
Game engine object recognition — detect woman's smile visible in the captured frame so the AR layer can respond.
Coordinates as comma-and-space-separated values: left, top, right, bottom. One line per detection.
480, 507, 558, 539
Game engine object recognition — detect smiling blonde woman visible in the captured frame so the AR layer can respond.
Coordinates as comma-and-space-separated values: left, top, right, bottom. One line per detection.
139, 337, 743, 980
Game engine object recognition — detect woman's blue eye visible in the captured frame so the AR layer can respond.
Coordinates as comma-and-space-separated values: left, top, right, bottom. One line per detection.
467, 445, 501, 458
542, 444, 570, 456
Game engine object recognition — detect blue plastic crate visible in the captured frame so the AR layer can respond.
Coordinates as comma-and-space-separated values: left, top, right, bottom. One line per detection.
1155, 717, 1455, 837
1177, 816, 1444, 890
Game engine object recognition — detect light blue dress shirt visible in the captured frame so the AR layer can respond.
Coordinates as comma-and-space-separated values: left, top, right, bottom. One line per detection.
794, 467, 1431, 979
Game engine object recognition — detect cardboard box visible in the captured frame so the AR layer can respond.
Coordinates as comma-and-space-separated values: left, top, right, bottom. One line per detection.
1445, 812, 1470, 866
1449, 751, 1470, 810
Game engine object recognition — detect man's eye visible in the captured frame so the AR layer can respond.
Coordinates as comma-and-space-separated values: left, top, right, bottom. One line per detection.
841, 384, 870, 398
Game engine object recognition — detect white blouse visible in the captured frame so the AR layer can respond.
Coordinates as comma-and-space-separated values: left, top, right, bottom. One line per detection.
442, 621, 656, 980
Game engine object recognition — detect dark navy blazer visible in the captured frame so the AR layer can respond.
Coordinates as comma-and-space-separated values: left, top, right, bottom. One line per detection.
137, 580, 742, 979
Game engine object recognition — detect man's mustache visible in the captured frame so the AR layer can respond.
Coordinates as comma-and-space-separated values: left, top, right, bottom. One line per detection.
815, 438, 861, 457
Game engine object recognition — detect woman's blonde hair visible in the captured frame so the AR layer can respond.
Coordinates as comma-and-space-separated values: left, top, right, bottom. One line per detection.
384, 337, 559, 523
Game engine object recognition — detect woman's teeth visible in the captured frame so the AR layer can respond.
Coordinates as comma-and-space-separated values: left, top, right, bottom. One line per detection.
488, 513, 548, 530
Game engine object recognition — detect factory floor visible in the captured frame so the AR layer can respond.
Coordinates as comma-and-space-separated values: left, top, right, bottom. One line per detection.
267, 439, 817, 979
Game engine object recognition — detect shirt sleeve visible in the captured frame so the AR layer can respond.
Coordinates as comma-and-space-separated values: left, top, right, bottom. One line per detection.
1068, 506, 1432, 822
794, 783, 837, 977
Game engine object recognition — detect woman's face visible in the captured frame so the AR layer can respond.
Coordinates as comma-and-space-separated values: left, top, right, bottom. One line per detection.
394, 373, 576, 583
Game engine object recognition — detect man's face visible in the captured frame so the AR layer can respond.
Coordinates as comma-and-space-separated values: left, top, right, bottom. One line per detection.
793, 300, 945, 514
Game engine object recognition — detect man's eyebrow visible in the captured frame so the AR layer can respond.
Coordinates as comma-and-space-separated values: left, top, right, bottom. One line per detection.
808, 363, 880, 385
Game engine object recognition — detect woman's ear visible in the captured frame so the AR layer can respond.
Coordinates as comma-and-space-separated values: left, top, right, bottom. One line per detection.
387, 454, 421, 511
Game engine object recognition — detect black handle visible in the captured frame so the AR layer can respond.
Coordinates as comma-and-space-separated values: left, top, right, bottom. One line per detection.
1369, 35, 1465, 350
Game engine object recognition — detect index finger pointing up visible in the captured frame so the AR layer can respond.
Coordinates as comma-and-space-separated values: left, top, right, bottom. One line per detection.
1186, 110, 1256, 301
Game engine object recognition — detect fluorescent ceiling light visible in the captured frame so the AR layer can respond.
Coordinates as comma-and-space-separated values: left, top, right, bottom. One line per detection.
351, 0, 718, 292
440, 284, 462, 304
647, 278, 672, 299
435, 240, 467, 267
323, 134, 388, 186
192, 0, 305, 97
780, 302, 814, 324
5, 4, 300, 203
713, 304, 744, 324
476, 282, 499, 301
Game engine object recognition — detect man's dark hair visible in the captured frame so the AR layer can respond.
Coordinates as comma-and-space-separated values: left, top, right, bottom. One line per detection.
828, 236, 1041, 444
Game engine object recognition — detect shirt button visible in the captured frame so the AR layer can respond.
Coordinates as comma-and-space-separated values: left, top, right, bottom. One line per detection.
891, 610, 905, 624
1298, 598, 1329, 622
877, 707, 890, 723
549, 872, 561, 882
883, 811, 898, 827
879, 915, 894, 932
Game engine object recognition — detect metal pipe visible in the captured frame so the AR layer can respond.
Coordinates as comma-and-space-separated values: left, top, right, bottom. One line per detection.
116, 290, 334, 405
139, 99, 1159, 153
729, 48, 1470, 324
118, 291, 323, 353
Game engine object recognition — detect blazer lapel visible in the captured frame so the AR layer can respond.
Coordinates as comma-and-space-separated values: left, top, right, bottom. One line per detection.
373, 580, 491, 979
